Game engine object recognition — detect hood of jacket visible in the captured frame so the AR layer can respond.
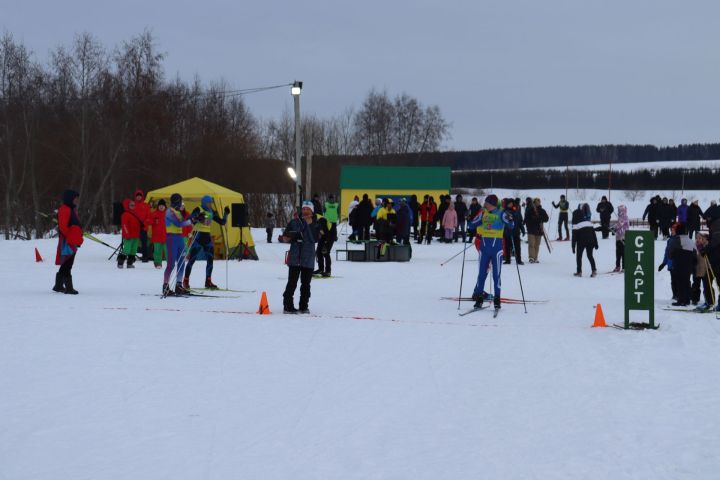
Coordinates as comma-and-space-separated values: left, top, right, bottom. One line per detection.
62, 190, 79, 208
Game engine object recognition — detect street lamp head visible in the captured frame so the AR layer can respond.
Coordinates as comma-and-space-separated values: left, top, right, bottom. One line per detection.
287, 166, 297, 180
291, 81, 302, 96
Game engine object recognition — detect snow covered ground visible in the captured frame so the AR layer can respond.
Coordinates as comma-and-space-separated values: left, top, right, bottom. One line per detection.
2, 226, 720, 479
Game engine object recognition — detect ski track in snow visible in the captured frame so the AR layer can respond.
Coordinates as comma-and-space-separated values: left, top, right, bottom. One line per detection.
2, 226, 720, 479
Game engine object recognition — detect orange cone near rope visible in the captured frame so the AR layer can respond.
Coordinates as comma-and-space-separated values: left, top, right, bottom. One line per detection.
592, 303, 607, 328
35, 248, 43, 262
257, 291, 271, 315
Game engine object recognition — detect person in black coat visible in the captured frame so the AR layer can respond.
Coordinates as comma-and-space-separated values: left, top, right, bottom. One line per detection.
355, 194, 373, 241
395, 198, 413, 254
686, 200, 703, 239
454, 194, 468, 242
643, 196, 661, 240
502, 198, 525, 264
571, 204, 599, 277
596, 196, 614, 239
409, 194, 420, 241
467, 197, 481, 243
658, 197, 674, 239
667, 223, 697, 306
524, 198, 549, 263
704, 201, 720, 234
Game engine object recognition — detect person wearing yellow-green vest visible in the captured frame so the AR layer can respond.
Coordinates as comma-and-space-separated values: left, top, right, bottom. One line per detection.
552, 194, 570, 241
183, 195, 229, 290
315, 195, 339, 277
324, 194, 339, 240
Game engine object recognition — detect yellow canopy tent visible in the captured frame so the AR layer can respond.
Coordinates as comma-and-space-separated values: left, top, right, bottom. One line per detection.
146, 177, 257, 260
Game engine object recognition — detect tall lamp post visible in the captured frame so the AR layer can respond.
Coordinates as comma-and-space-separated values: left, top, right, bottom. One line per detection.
291, 81, 303, 207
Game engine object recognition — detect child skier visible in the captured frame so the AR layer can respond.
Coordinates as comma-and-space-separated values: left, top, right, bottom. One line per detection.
467, 194, 514, 312
183, 195, 229, 290
118, 198, 142, 269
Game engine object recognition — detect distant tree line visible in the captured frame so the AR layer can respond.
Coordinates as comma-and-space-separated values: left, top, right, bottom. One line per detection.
453, 167, 720, 191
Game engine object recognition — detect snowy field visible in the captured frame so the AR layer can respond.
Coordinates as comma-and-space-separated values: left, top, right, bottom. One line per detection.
2, 225, 720, 479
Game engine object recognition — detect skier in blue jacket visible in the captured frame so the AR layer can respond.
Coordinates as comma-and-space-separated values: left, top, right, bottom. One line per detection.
467, 194, 515, 311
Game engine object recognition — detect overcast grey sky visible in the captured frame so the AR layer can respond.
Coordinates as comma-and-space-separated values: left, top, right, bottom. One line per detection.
2, 0, 719, 150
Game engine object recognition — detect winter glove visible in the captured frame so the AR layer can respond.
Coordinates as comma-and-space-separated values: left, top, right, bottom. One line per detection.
658, 263, 665, 272
572, 248, 575, 254
224, 206, 230, 215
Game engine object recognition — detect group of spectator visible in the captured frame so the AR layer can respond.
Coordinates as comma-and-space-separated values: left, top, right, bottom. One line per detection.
643, 196, 715, 240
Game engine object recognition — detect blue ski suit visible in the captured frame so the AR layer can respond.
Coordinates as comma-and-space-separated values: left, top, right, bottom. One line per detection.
468, 207, 514, 299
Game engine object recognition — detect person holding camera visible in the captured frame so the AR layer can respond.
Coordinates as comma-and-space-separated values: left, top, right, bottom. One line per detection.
182, 195, 229, 290
282, 201, 321, 314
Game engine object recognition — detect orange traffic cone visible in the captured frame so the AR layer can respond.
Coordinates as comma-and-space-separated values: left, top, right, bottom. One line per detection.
257, 291, 271, 315
35, 247, 43, 262
592, 303, 607, 328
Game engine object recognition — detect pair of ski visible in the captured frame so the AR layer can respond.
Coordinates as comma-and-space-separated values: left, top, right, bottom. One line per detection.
151, 287, 256, 299
442, 296, 546, 305
459, 304, 500, 318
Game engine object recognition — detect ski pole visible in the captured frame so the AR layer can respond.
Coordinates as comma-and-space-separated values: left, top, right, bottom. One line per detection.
458, 237, 469, 310
107, 242, 122, 260
441, 242, 473, 266
512, 244, 528, 314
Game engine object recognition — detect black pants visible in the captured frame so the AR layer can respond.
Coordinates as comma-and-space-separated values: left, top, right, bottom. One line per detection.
576, 245, 596, 273
360, 225, 371, 241
316, 240, 334, 274
600, 218, 611, 239
412, 221, 419, 241
58, 253, 76, 276
688, 224, 699, 239
660, 224, 671, 239
503, 233, 522, 262
558, 213, 569, 239
691, 275, 713, 305
266, 228, 273, 243
455, 220, 466, 242
284, 266, 313, 309
650, 223, 659, 240
615, 240, 625, 269
672, 267, 692, 304
139, 230, 149, 261
420, 221, 434, 243
186, 232, 214, 280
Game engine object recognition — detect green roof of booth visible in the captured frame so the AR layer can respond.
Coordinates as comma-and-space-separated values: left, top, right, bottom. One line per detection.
339, 166, 451, 190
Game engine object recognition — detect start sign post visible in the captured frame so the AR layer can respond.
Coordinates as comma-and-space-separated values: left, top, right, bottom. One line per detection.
624, 231, 655, 329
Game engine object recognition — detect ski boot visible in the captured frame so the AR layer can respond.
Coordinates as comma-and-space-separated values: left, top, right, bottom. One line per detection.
573, 271, 582, 277
64, 275, 78, 295
494, 296, 501, 311
205, 277, 218, 290
283, 304, 298, 314
472, 293, 484, 309
127, 256, 136, 269
298, 306, 310, 314
162, 283, 175, 297
117, 253, 126, 269
321, 271, 331, 278
590, 270, 597, 278
182, 276, 190, 290
175, 283, 190, 295
313, 269, 322, 275
53, 273, 65, 292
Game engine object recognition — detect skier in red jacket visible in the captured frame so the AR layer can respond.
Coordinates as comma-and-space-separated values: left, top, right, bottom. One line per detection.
54, 190, 83, 294
148, 199, 168, 268
133, 189, 151, 262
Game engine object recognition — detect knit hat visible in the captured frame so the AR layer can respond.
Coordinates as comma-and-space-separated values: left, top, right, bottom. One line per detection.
158, 199, 167, 207
170, 193, 182, 209
301, 200, 314, 212
484, 194, 498, 207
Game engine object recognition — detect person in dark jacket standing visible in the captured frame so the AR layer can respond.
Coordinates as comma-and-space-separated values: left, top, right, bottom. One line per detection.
395, 198, 413, 247
524, 198, 549, 263
409, 194, 420, 242
596, 196, 614, 239
686, 200, 702, 239
282, 201, 321, 314
467, 197, 481, 243
502, 198, 525, 264
54, 190, 83, 294
667, 223, 696, 306
571, 204, 598, 277
658, 197, 674, 239
643, 196, 660, 239
355, 194, 373, 241
453, 194, 468, 242
314, 213, 334, 278
552, 194, 570, 241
